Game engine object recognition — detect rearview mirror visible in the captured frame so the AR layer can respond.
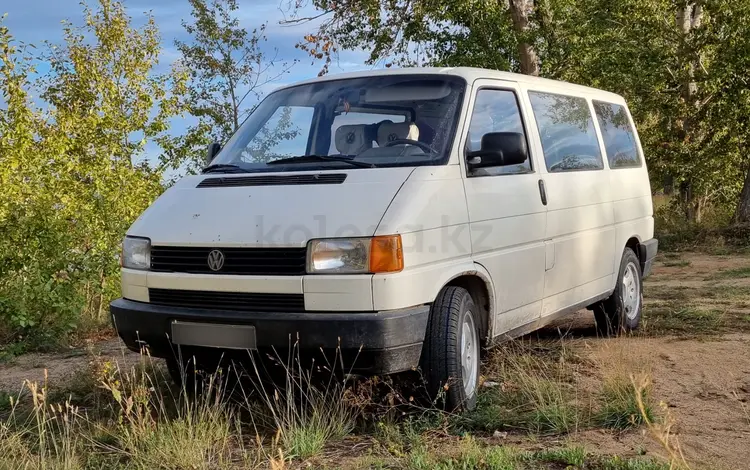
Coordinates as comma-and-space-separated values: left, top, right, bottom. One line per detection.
206, 142, 222, 164
466, 132, 528, 169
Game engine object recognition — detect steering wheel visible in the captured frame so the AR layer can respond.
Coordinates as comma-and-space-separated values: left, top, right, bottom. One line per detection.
384, 139, 434, 154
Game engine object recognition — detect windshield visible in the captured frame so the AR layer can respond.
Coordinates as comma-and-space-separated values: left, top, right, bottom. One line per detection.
208, 75, 466, 173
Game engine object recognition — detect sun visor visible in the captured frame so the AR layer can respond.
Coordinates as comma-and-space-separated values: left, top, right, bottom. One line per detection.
364, 81, 453, 103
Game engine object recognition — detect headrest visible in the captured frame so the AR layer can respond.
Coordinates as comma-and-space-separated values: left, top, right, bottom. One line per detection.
377, 122, 420, 147
334, 125, 371, 155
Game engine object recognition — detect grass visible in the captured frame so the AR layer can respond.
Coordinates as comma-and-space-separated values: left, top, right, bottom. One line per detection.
0, 348, 360, 469
600, 456, 672, 469
643, 305, 725, 335
596, 377, 654, 430
710, 266, 750, 279
0, 390, 12, 413
404, 437, 527, 470
0, 346, 686, 470
589, 339, 656, 432
243, 350, 358, 460
15, 248, 743, 469
454, 343, 587, 436
533, 445, 587, 466
358, 438, 672, 470
661, 259, 692, 267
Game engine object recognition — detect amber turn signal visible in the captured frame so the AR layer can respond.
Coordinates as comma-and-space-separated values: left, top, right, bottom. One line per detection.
369, 235, 403, 273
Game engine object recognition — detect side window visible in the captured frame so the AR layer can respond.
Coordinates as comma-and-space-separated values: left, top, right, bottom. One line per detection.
593, 101, 641, 168
241, 106, 314, 163
467, 89, 531, 176
528, 91, 603, 172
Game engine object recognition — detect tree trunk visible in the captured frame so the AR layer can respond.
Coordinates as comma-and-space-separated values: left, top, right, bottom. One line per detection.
507, 0, 540, 76
663, 175, 674, 195
676, 2, 703, 222
735, 168, 750, 223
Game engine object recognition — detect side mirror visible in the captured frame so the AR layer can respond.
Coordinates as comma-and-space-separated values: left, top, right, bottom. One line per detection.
206, 142, 222, 164
466, 132, 528, 169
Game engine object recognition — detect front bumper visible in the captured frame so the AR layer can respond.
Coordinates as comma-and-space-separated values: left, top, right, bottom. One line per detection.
110, 298, 429, 374
639, 238, 658, 278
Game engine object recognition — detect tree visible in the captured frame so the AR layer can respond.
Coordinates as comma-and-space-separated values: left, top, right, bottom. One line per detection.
566, 0, 750, 223
173, 0, 296, 171
290, 0, 750, 224
286, 0, 533, 74
508, 0, 540, 76
0, 0, 180, 340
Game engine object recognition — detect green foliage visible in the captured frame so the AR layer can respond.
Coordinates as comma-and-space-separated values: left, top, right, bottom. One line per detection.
293, 0, 750, 222
170, 0, 296, 172
0, 1, 178, 344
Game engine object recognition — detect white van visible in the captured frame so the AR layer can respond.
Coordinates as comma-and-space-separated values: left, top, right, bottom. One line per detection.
112, 67, 657, 410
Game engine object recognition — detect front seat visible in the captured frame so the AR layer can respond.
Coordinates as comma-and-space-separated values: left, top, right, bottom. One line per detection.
376, 122, 420, 147
335, 125, 371, 155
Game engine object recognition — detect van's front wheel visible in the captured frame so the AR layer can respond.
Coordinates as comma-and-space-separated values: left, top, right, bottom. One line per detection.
595, 248, 643, 336
421, 286, 480, 411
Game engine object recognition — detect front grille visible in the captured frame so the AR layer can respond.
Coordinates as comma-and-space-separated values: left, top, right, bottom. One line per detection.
197, 173, 347, 188
150, 246, 307, 275
149, 288, 305, 312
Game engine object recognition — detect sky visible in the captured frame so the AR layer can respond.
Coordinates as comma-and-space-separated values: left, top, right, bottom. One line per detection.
1, 0, 376, 166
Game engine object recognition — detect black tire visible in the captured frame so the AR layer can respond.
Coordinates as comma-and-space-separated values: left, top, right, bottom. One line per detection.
595, 248, 643, 336
420, 286, 481, 411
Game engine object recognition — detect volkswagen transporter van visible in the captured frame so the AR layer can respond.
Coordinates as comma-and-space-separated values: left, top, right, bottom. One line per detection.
111, 67, 658, 410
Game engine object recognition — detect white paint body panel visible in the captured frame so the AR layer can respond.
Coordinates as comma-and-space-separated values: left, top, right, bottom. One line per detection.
121, 67, 654, 342
128, 168, 414, 247
459, 79, 548, 334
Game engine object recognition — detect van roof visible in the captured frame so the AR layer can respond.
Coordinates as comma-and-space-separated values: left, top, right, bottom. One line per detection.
278, 66, 625, 103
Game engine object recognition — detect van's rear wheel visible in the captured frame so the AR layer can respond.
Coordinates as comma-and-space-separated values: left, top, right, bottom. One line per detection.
421, 286, 480, 411
595, 248, 643, 336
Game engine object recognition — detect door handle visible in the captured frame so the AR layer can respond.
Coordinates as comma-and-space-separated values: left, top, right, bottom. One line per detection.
538, 179, 547, 206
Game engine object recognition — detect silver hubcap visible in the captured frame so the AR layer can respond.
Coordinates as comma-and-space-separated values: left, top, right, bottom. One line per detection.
622, 262, 641, 320
461, 310, 479, 397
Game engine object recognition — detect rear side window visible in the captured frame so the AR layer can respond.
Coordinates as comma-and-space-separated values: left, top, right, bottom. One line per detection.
593, 101, 641, 168
528, 91, 603, 172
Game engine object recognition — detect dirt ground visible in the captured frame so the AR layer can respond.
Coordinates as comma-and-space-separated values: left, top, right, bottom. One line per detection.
543, 252, 750, 469
1, 251, 750, 469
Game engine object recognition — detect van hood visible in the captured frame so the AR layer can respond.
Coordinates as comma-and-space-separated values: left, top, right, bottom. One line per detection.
128, 168, 414, 247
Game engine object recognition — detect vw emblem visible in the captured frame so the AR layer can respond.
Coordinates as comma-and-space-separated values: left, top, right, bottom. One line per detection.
388, 133, 398, 142
207, 249, 225, 271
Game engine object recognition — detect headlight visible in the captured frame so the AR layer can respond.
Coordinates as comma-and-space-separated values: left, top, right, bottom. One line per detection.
307, 235, 403, 274
122, 236, 151, 270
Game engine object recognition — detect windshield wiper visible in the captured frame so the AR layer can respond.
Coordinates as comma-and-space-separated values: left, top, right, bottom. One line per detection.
267, 155, 375, 168
202, 163, 248, 174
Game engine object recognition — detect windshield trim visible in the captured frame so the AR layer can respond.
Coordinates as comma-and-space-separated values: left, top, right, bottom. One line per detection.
211, 74, 468, 173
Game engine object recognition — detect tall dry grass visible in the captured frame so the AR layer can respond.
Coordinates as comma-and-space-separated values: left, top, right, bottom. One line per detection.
0, 346, 360, 469
591, 338, 655, 430
240, 347, 359, 460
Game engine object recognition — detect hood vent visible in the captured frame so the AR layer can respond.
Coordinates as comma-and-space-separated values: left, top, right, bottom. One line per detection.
197, 173, 347, 188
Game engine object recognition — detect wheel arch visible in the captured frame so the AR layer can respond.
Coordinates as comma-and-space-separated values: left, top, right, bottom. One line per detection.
624, 235, 649, 274
439, 265, 495, 343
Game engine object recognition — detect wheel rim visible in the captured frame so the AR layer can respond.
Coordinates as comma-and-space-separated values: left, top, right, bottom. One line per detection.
622, 262, 641, 320
461, 310, 480, 397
